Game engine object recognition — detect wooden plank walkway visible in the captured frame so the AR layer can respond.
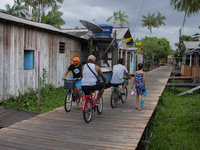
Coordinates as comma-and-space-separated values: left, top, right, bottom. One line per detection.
0, 64, 172, 150
0, 107, 37, 128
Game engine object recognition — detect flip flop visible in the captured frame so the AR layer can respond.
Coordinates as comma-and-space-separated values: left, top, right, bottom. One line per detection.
77, 104, 82, 107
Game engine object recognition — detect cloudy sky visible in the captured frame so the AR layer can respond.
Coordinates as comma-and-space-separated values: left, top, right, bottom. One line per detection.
1, 0, 200, 50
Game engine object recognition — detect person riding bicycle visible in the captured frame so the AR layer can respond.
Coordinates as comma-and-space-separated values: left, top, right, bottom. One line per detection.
110, 58, 131, 95
62, 57, 82, 107
81, 55, 106, 104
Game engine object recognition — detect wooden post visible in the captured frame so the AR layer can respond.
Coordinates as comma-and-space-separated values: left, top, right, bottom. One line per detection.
38, 51, 40, 115
90, 39, 93, 55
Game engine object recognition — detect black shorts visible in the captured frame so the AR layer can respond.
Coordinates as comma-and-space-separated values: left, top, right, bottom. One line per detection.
82, 82, 105, 95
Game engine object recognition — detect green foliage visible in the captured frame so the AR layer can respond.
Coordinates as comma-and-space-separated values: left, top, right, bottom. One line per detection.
0, 0, 65, 28
41, 5, 65, 29
40, 68, 47, 86
146, 87, 200, 150
0, 84, 67, 114
170, 0, 200, 16
141, 12, 157, 34
136, 36, 170, 61
141, 12, 166, 34
106, 10, 129, 27
0, 67, 67, 114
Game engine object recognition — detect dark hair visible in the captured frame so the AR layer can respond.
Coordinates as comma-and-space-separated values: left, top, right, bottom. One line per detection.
138, 63, 143, 70
118, 58, 124, 64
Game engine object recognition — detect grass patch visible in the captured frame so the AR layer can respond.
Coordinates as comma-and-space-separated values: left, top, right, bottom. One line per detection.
139, 87, 200, 150
0, 83, 67, 114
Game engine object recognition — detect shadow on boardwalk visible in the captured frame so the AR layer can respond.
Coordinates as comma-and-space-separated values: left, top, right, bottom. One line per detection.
0, 64, 172, 150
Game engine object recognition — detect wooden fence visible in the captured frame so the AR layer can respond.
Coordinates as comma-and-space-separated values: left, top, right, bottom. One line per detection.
181, 65, 200, 79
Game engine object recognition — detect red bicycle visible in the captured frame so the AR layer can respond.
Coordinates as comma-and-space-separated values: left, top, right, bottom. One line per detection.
82, 90, 103, 123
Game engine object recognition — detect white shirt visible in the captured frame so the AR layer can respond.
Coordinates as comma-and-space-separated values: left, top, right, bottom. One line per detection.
110, 64, 128, 84
81, 63, 98, 86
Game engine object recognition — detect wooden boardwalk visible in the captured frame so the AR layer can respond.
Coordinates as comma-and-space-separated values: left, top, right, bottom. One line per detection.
0, 64, 172, 150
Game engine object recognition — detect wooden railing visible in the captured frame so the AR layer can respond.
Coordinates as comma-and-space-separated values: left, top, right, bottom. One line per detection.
181, 65, 192, 76
181, 65, 200, 79
193, 66, 200, 79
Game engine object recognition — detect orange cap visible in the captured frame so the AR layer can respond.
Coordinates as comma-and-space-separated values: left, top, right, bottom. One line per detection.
72, 57, 80, 62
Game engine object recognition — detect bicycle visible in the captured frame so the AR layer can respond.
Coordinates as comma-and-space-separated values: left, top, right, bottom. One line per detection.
82, 90, 103, 123
64, 78, 84, 112
110, 79, 128, 108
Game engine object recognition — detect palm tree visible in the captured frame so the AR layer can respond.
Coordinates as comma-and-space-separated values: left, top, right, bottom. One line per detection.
117, 10, 129, 27
155, 12, 166, 34
170, 0, 200, 16
106, 10, 129, 27
42, 6, 65, 29
106, 11, 119, 24
0, 4, 17, 15
22, 0, 33, 19
14, 0, 28, 18
141, 12, 157, 34
0, 0, 27, 18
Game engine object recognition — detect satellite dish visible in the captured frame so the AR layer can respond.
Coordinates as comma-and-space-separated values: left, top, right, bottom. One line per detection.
79, 20, 103, 32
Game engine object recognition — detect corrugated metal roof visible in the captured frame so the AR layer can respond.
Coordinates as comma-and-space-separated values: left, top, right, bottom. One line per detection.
0, 12, 77, 38
63, 29, 89, 39
183, 41, 200, 49
63, 27, 133, 44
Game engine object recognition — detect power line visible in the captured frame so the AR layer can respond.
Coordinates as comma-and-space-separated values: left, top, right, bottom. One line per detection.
133, 0, 145, 32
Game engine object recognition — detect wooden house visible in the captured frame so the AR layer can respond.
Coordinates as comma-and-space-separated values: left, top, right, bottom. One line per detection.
0, 12, 85, 100
64, 26, 135, 79
180, 41, 200, 79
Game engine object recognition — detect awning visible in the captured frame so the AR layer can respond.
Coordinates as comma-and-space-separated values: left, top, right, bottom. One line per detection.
183, 49, 200, 55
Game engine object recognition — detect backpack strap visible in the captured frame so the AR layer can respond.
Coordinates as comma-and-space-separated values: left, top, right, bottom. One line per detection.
86, 63, 100, 82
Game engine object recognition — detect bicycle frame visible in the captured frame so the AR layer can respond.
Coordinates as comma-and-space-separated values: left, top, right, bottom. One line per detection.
112, 85, 122, 98
82, 92, 98, 112
68, 88, 78, 102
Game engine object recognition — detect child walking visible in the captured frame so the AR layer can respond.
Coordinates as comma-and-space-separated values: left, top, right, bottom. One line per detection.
131, 63, 146, 111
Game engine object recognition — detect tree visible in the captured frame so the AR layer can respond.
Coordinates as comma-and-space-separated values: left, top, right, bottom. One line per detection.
117, 10, 129, 27
137, 37, 170, 67
41, 6, 65, 29
174, 35, 193, 48
141, 12, 157, 34
155, 12, 166, 32
14, 0, 28, 18
0, 4, 17, 15
170, 0, 200, 16
106, 12, 118, 24
106, 10, 129, 27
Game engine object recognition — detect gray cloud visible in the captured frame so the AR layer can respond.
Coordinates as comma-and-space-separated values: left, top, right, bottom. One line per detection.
1, 0, 200, 50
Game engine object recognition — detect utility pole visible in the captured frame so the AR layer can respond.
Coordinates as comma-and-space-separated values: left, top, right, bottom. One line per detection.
179, 28, 182, 52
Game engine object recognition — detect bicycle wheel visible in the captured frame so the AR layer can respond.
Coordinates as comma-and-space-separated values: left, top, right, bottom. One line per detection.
83, 98, 92, 123
110, 89, 117, 108
121, 86, 128, 103
97, 97, 103, 114
64, 92, 72, 112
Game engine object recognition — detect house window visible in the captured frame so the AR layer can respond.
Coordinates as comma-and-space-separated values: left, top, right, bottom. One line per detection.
24, 50, 34, 69
59, 42, 65, 53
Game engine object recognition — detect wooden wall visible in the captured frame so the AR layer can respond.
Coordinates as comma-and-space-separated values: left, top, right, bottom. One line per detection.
0, 22, 81, 100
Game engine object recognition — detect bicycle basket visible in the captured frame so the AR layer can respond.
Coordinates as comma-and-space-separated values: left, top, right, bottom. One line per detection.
64, 79, 76, 89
